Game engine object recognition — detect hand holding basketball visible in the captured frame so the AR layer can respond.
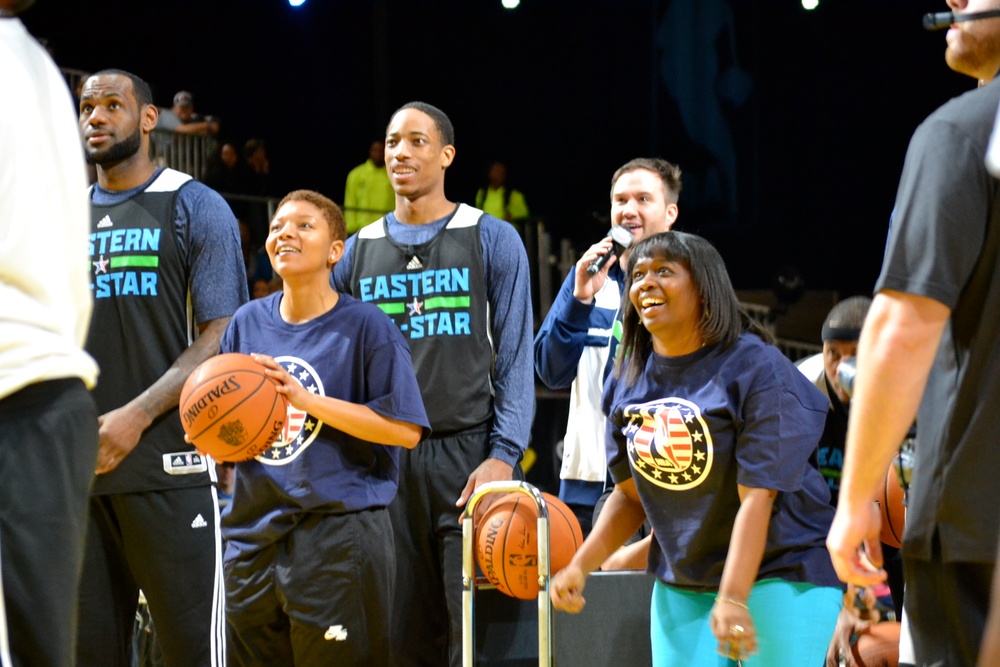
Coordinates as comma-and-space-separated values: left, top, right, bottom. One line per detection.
249, 353, 309, 409
475, 491, 583, 600
179, 353, 288, 462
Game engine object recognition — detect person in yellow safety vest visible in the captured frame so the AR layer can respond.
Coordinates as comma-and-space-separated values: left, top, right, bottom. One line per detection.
344, 140, 396, 234
475, 161, 530, 228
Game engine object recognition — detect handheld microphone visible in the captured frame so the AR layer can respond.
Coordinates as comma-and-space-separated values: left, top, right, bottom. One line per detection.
586, 225, 634, 276
923, 9, 1000, 31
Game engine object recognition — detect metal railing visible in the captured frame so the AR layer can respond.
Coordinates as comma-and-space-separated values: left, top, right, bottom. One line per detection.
150, 129, 215, 181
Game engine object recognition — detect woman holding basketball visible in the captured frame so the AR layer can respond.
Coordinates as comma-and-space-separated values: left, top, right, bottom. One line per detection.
217, 189, 430, 666
550, 231, 842, 666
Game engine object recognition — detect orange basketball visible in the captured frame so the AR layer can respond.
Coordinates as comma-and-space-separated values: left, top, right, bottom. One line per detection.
475, 492, 583, 600
179, 353, 287, 462
851, 621, 900, 667
876, 465, 906, 549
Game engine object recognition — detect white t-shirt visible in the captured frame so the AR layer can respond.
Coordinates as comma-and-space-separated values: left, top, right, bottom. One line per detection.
0, 17, 98, 399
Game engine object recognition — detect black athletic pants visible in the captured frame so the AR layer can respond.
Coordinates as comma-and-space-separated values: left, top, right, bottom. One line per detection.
904, 533, 995, 667
0, 378, 98, 667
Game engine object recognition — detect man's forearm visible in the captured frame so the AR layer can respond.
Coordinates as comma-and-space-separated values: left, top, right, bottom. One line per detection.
840, 291, 948, 505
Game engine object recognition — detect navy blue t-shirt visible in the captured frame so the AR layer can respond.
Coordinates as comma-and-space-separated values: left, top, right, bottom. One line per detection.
603, 332, 841, 592
219, 292, 430, 560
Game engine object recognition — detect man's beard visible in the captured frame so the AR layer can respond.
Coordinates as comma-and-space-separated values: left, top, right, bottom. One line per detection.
86, 125, 142, 166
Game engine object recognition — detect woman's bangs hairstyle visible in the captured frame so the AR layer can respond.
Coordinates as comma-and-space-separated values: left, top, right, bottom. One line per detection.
616, 231, 747, 386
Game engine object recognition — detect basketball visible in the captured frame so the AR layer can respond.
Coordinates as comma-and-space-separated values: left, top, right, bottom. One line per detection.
179, 353, 288, 462
475, 492, 583, 600
876, 465, 906, 549
850, 621, 900, 667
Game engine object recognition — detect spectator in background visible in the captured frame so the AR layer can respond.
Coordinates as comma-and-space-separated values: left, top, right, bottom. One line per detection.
1, 3, 101, 665
157, 90, 219, 136
795, 296, 872, 507
204, 142, 248, 195
204, 141, 251, 221
239, 219, 273, 295
794, 296, 907, 665
475, 161, 530, 228
242, 137, 278, 244
344, 140, 395, 234
244, 137, 272, 185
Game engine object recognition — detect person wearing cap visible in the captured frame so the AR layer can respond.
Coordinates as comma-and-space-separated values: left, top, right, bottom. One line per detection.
157, 89, 219, 135
795, 296, 898, 665
795, 295, 871, 507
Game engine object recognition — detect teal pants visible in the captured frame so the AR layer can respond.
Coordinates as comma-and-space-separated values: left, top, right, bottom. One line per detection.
650, 578, 841, 666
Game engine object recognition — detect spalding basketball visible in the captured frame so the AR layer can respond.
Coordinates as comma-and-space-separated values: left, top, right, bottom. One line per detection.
851, 621, 900, 667
475, 492, 583, 600
179, 353, 287, 462
876, 465, 906, 549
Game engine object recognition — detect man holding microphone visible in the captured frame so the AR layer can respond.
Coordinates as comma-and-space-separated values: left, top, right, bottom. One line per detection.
534, 158, 681, 536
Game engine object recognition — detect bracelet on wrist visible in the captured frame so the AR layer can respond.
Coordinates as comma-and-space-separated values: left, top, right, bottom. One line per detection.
715, 595, 749, 610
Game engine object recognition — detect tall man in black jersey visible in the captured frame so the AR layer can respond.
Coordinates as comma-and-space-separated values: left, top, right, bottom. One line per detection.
77, 69, 247, 667
333, 102, 534, 666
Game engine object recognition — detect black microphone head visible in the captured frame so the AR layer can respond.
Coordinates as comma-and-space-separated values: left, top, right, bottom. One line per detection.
924, 11, 953, 31
585, 226, 634, 276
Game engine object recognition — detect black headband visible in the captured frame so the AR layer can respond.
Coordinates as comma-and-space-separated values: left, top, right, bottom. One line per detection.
822, 324, 861, 342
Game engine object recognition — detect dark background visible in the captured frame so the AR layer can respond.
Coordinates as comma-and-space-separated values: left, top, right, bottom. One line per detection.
23, 0, 972, 297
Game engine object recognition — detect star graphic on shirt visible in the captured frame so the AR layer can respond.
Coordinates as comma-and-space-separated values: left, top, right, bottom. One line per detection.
93, 255, 109, 274
408, 297, 424, 316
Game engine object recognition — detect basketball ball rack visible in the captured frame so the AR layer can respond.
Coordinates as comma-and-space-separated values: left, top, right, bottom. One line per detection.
461, 480, 554, 667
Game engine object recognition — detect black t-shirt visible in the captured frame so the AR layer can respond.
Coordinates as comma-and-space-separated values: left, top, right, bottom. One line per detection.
877, 79, 1000, 563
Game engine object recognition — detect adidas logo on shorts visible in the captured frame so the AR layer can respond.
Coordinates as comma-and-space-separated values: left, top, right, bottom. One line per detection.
191, 514, 208, 529
324, 625, 348, 641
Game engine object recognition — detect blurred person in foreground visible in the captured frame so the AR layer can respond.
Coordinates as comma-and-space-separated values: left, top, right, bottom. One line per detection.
0, 1, 100, 664
827, 2, 1000, 664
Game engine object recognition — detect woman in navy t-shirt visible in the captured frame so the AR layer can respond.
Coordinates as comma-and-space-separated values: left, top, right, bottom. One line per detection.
550, 231, 841, 666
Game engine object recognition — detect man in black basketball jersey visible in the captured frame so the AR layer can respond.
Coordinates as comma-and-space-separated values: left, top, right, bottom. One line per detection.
76, 69, 247, 667
333, 102, 534, 667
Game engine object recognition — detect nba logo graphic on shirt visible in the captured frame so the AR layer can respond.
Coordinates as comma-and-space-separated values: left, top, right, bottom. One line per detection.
256, 355, 324, 465
621, 398, 713, 490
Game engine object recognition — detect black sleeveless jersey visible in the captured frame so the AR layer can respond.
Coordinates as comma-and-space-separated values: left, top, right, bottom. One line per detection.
350, 204, 494, 434
86, 169, 210, 493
